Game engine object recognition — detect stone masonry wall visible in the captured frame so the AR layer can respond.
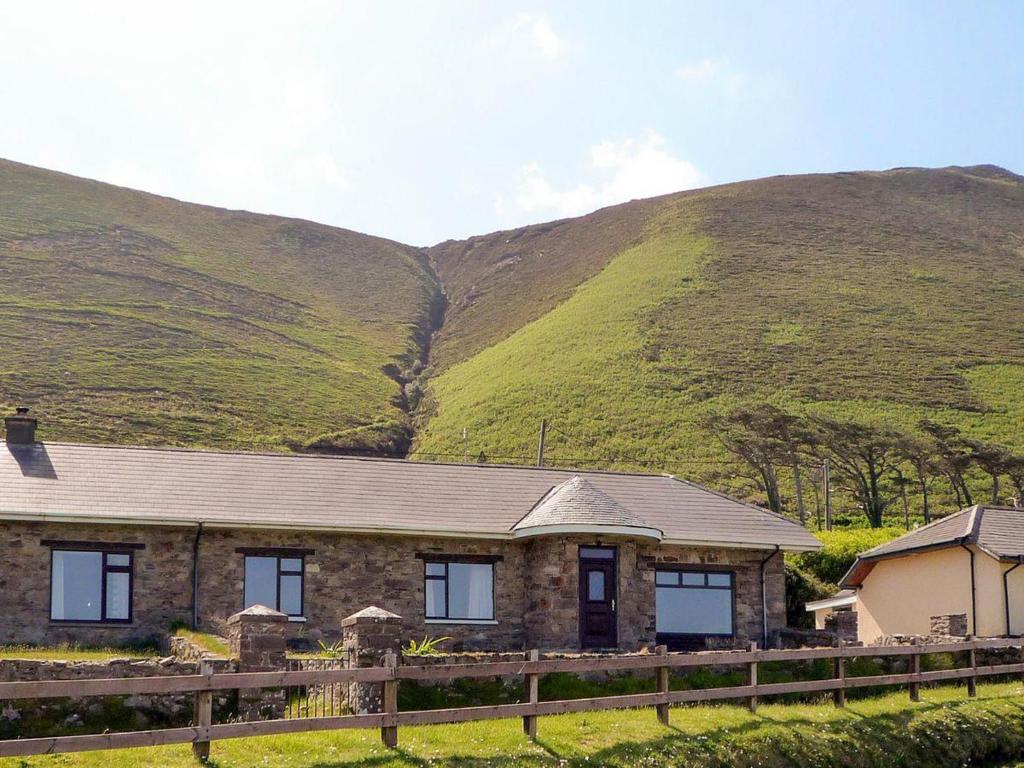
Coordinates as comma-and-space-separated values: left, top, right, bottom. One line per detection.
0, 657, 236, 738
0, 521, 194, 646
522, 536, 785, 651
636, 543, 786, 649
195, 529, 528, 651
2, 521, 788, 652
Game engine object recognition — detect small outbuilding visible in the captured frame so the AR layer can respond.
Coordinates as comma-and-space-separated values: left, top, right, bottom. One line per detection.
819, 505, 1024, 643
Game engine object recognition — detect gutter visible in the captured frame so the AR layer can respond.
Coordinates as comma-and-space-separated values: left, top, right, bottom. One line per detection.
760, 545, 781, 648
960, 541, 977, 636
1004, 558, 1024, 636
0, 510, 820, 551
191, 522, 204, 630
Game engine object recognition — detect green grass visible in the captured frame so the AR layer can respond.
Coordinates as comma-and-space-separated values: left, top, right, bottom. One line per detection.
0, 159, 441, 452
5, 682, 1024, 767
0, 644, 156, 661
417, 166, 1024, 522
171, 629, 230, 658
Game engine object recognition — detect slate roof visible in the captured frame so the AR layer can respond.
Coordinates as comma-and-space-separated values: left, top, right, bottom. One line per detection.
841, 505, 1024, 586
512, 476, 663, 539
0, 441, 821, 551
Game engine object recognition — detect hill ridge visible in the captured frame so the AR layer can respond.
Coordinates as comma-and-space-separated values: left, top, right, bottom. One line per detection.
3, 158, 1024, 492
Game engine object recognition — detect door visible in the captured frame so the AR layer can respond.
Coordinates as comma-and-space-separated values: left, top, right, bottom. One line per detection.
579, 546, 617, 648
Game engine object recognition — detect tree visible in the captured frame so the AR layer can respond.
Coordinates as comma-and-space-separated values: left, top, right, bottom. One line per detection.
701, 405, 806, 517
964, 439, 1015, 505
919, 420, 974, 508
894, 433, 942, 523
1005, 454, 1024, 506
810, 418, 904, 528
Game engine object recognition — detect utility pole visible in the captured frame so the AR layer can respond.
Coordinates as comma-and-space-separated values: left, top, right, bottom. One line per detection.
823, 458, 832, 531
791, 455, 806, 526
462, 427, 469, 463
536, 419, 547, 467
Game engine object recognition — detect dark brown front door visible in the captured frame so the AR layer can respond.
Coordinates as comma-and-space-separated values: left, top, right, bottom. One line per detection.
579, 546, 617, 648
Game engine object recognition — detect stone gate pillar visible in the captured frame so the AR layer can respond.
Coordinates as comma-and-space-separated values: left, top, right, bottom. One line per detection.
341, 606, 402, 713
227, 605, 288, 720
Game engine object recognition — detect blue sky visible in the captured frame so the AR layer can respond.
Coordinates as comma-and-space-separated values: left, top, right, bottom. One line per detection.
1, 1, 1021, 245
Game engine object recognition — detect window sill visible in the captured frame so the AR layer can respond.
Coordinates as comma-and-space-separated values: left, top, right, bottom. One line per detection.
287, 616, 308, 623
425, 619, 498, 626
48, 620, 134, 626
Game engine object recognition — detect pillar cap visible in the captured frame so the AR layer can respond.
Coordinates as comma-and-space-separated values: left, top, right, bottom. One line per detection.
227, 604, 288, 624
342, 605, 402, 627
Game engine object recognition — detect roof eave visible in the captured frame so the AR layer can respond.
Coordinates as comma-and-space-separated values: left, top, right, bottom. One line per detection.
805, 594, 858, 612
512, 523, 664, 541
0, 511, 821, 551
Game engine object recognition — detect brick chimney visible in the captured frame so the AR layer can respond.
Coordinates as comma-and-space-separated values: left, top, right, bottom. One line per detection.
5, 407, 38, 444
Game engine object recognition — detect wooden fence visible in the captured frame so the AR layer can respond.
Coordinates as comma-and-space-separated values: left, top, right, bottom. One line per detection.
2, 637, 1023, 760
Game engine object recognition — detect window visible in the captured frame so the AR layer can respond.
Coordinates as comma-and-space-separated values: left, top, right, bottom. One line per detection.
424, 561, 494, 621
244, 556, 304, 617
655, 569, 734, 637
50, 549, 133, 622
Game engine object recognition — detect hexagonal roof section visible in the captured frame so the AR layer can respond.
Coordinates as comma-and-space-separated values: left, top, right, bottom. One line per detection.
511, 475, 663, 540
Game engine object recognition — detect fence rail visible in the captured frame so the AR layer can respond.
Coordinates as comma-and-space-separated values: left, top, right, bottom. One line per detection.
1, 637, 1022, 759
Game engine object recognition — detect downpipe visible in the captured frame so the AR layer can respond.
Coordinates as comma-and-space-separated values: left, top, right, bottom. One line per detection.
960, 541, 977, 636
1004, 558, 1023, 636
192, 521, 204, 630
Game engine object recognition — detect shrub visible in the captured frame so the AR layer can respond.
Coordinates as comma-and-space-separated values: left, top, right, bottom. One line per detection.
785, 562, 834, 628
790, 527, 904, 585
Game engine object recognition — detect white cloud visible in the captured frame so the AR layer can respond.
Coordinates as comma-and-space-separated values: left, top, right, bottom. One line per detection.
506, 13, 566, 61
508, 133, 704, 219
674, 58, 720, 83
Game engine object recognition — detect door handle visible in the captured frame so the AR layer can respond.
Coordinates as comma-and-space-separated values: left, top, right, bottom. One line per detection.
611, 599, 616, 612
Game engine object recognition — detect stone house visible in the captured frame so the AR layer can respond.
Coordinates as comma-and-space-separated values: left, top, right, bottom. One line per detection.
810, 505, 1024, 643
0, 409, 820, 651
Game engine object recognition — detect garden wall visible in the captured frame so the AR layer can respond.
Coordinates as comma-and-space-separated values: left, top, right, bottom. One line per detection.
0, 656, 237, 739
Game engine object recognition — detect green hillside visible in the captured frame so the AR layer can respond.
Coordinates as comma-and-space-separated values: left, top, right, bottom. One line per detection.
5, 158, 1024, 520
0, 159, 442, 451
417, 166, 1024, 512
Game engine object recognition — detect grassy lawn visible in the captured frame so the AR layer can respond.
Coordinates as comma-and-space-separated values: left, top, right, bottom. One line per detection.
0, 644, 156, 661
5, 682, 1024, 767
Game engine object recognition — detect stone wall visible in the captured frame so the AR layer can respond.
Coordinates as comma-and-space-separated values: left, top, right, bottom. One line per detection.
825, 610, 859, 643
2, 520, 790, 653
523, 536, 786, 650
930, 613, 969, 638
196, 528, 527, 651
168, 634, 229, 662
0, 657, 236, 739
0, 521, 194, 646
637, 543, 786, 650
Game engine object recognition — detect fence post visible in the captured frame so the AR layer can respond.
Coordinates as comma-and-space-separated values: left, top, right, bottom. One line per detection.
192, 659, 214, 762
833, 639, 846, 708
966, 635, 977, 698
655, 645, 670, 726
1020, 641, 1024, 687
747, 642, 759, 713
909, 637, 921, 702
381, 651, 399, 749
522, 649, 540, 738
